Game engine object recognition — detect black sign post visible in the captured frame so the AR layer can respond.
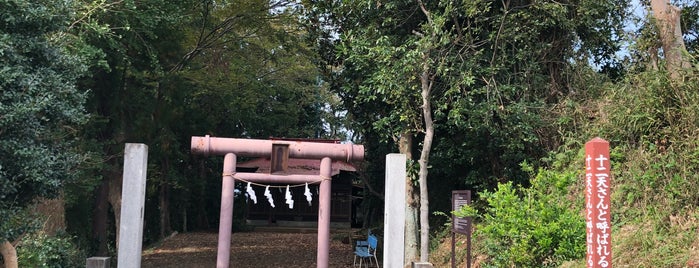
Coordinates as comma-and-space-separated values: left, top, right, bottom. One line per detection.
452, 190, 472, 268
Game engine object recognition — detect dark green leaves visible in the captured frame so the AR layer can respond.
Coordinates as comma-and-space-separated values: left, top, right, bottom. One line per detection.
0, 0, 89, 241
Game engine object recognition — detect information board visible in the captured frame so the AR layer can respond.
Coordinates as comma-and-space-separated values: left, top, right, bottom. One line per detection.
452, 190, 471, 235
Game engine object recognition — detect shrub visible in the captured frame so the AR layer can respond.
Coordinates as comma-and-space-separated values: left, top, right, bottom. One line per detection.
16, 232, 84, 268
474, 168, 585, 267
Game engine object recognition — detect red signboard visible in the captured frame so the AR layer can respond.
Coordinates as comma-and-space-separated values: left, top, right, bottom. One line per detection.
585, 138, 612, 268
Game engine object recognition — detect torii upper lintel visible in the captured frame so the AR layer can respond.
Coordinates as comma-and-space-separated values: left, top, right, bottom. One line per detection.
191, 135, 365, 162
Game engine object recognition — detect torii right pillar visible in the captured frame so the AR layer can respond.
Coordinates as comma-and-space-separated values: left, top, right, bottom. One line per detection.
585, 137, 612, 268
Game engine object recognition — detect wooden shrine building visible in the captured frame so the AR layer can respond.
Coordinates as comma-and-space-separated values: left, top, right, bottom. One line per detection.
236, 139, 360, 228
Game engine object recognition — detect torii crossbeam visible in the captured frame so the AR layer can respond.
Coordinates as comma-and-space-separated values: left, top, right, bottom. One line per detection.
191, 135, 365, 268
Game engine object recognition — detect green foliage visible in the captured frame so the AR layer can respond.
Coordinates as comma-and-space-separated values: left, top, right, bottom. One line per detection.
0, 0, 90, 242
0, 208, 39, 245
596, 69, 699, 266
58, 0, 342, 255
16, 232, 84, 268
452, 203, 478, 218
306, 0, 630, 196
681, 2, 699, 54
474, 168, 585, 267
602, 68, 699, 146
534, 39, 699, 265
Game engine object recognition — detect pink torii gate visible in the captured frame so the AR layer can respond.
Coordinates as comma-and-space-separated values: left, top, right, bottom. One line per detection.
191, 135, 365, 268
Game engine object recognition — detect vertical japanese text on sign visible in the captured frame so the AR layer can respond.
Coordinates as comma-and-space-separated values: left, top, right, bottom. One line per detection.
585, 138, 611, 268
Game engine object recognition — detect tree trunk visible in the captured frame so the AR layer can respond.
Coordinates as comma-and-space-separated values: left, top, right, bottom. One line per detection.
107, 169, 122, 250
182, 207, 187, 233
196, 159, 210, 230
0, 240, 18, 268
92, 177, 110, 256
651, 0, 692, 79
418, 56, 435, 262
152, 81, 173, 239
159, 156, 172, 239
400, 133, 420, 265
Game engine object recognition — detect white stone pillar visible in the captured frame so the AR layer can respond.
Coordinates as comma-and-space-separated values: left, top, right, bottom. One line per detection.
384, 154, 406, 268
117, 143, 148, 268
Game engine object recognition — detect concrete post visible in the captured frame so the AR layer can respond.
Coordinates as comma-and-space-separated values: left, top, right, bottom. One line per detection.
117, 143, 148, 268
384, 154, 407, 268
217, 153, 237, 268
86, 257, 110, 268
317, 157, 332, 268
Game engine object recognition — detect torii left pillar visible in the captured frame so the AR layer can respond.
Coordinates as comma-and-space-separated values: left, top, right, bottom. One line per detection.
191, 135, 364, 268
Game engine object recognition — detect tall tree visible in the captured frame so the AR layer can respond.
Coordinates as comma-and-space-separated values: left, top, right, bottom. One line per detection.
306, 0, 627, 262
68, 0, 333, 255
414, 1, 447, 260
70, 0, 193, 253
0, 0, 91, 266
650, 0, 692, 79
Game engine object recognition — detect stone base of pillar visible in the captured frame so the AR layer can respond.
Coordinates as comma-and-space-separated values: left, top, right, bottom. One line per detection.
86, 257, 111, 268
411, 262, 434, 268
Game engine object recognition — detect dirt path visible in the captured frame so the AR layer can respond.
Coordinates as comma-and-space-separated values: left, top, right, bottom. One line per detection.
142, 231, 359, 267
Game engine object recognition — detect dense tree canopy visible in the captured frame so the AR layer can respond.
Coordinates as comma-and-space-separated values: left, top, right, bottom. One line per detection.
0, 1, 97, 266
0, 0, 91, 240
304, 0, 628, 260
63, 0, 338, 255
308, 0, 629, 187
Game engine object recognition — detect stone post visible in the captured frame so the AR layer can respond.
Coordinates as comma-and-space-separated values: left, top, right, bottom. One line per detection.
86, 257, 110, 268
117, 144, 148, 268
384, 154, 406, 268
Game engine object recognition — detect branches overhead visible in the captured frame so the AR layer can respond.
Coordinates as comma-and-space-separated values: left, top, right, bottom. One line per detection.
305, 0, 631, 214
171, 0, 300, 73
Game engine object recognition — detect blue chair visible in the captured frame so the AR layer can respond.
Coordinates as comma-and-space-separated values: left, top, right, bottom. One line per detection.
355, 230, 371, 248
353, 234, 379, 267
353, 230, 370, 264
